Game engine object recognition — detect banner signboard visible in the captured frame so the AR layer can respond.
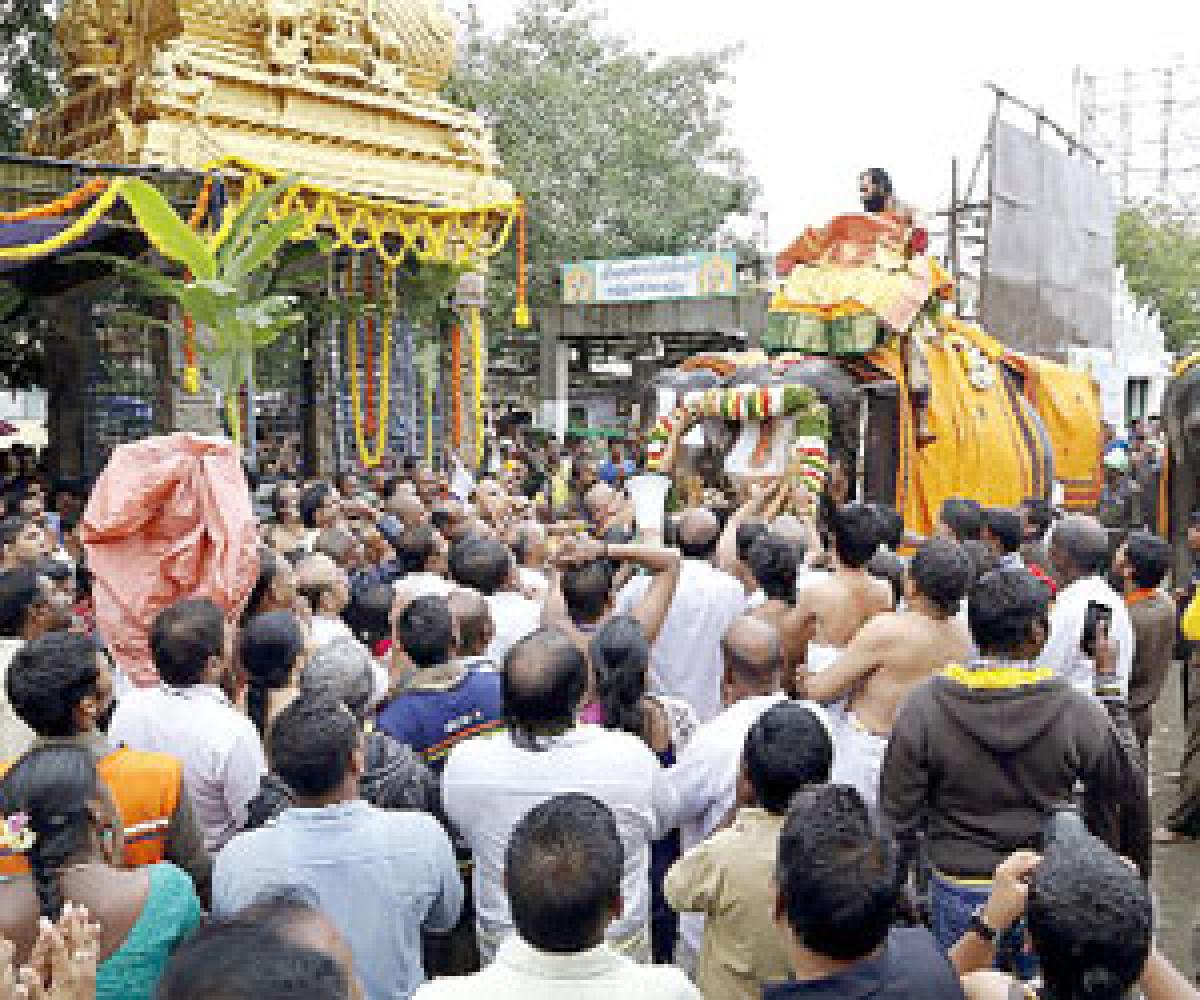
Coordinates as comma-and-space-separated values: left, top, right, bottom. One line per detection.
561, 252, 737, 305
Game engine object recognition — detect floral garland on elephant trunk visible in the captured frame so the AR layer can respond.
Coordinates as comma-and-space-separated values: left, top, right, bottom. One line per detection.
645, 384, 831, 505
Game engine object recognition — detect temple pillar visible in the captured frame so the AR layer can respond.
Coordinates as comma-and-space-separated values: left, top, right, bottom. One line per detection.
43, 291, 90, 480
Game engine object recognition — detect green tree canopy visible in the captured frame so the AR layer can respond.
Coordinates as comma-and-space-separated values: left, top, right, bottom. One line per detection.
447, 0, 758, 331
0, 0, 60, 152
1116, 204, 1200, 353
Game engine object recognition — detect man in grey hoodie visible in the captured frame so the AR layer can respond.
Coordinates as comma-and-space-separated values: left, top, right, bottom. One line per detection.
880, 567, 1136, 963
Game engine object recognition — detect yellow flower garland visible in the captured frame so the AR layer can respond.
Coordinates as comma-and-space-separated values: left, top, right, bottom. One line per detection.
0, 162, 512, 471
205, 156, 520, 268
0, 181, 126, 260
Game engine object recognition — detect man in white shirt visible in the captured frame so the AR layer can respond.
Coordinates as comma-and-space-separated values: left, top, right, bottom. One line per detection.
449, 538, 541, 665
1035, 514, 1149, 871
666, 615, 830, 974
110, 598, 266, 851
294, 554, 389, 705
617, 508, 747, 721
397, 525, 457, 599
0, 566, 72, 760
416, 793, 697, 999
296, 554, 357, 649
1036, 514, 1134, 701
442, 629, 676, 962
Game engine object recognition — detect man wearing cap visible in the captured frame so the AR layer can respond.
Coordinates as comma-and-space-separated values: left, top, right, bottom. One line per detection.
1097, 448, 1139, 535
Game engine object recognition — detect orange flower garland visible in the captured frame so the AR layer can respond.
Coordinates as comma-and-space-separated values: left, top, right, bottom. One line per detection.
0, 178, 109, 223
450, 324, 462, 449
178, 176, 215, 393
0, 174, 213, 395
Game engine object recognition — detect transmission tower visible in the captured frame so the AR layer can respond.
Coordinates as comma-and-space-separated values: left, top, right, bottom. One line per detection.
1077, 58, 1200, 220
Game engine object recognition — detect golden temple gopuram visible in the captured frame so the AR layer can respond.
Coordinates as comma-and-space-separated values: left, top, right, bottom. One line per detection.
26, 0, 512, 206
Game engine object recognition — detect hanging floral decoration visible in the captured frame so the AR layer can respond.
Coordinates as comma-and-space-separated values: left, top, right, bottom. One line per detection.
514, 197, 531, 329
346, 258, 392, 469
0, 178, 109, 223
469, 306, 485, 466
179, 176, 215, 394
646, 384, 830, 471
450, 323, 463, 450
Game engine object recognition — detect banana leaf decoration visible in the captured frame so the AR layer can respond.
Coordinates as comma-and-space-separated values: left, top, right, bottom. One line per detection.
75, 176, 314, 447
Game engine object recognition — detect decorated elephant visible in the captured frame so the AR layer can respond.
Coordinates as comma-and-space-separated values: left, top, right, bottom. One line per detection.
643, 353, 872, 511
639, 208, 1101, 531
642, 340, 1068, 538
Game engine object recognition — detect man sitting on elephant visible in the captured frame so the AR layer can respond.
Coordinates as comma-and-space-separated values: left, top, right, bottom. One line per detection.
859, 167, 936, 445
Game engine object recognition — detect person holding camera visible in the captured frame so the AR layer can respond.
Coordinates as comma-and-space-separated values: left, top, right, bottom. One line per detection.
950, 828, 1198, 999
880, 567, 1138, 966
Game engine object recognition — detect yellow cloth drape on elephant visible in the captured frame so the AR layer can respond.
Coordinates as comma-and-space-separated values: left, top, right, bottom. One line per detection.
869, 326, 1040, 537
1003, 352, 1102, 512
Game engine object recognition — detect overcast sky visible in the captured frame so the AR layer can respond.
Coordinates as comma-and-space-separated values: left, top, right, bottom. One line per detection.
449, 0, 1200, 250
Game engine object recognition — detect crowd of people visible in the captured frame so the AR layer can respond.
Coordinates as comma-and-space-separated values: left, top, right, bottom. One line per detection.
0, 435, 1197, 999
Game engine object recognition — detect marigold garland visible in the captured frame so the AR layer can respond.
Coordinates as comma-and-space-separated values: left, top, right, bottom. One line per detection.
450, 323, 463, 450
179, 176, 214, 394
514, 197, 530, 329
206, 156, 520, 270
469, 306, 485, 466
0, 178, 109, 223
362, 258, 377, 437
345, 259, 391, 468
0, 182, 125, 260
645, 385, 830, 472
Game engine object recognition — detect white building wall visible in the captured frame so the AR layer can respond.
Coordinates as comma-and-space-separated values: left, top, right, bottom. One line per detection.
1067, 268, 1171, 428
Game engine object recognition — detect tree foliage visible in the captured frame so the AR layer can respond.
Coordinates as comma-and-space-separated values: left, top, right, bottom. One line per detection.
446, 0, 758, 332
1116, 205, 1200, 352
0, 0, 61, 152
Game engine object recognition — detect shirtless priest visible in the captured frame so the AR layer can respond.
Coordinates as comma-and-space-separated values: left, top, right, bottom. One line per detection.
804, 538, 974, 807
787, 503, 894, 677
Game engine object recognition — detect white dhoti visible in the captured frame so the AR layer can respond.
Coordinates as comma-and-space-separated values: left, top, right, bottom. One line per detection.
806, 642, 842, 674
829, 707, 889, 812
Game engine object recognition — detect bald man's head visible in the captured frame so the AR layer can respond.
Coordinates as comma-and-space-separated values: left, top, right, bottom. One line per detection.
448, 588, 493, 657
583, 483, 617, 521
678, 508, 720, 561
503, 629, 588, 742
294, 554, 348, 615
385, 491, 427, 529
295, 553, 339, 589
1050, 514, 1112, 582
721, 615, 783, 696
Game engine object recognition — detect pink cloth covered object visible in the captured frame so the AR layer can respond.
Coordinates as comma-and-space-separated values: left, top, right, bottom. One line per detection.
82, 434, 259, 687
